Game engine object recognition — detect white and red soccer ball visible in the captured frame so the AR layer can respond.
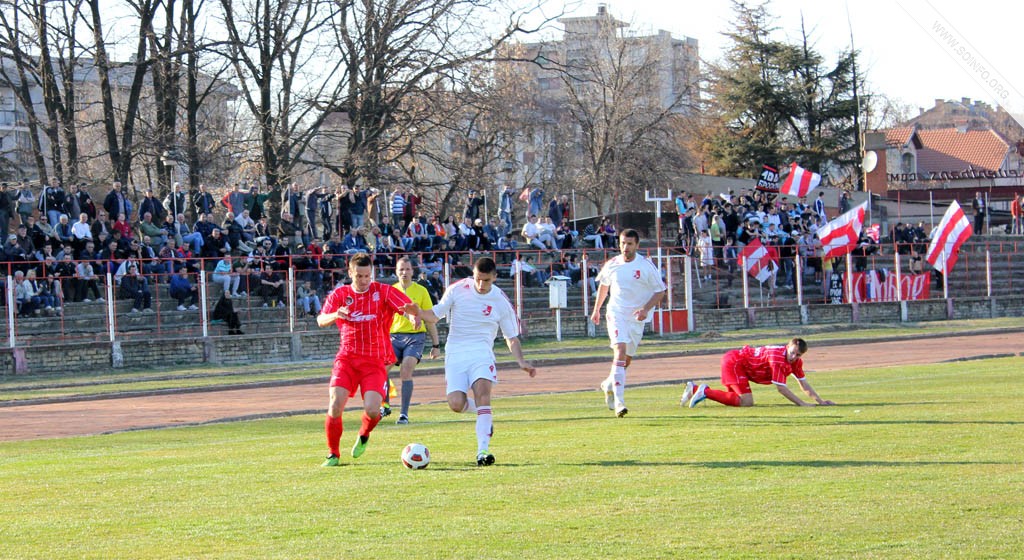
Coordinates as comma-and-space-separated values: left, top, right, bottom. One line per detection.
401, 443, 430, 469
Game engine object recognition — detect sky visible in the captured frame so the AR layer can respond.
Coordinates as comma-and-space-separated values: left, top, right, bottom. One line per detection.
548, 0, 1023, 124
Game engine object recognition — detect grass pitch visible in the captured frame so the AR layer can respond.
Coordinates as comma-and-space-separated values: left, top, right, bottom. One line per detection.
1, 358, 1022, 559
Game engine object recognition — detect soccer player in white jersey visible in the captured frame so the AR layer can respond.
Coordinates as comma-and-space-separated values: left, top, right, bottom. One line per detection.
418, 257, 537, 466
590, 228, 667, 417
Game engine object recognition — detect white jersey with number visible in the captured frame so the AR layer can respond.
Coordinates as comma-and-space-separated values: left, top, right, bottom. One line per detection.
432, 278, 519, 361
596, 254, 667, 320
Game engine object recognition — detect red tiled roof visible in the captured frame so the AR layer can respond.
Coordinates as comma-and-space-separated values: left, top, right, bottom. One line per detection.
916, 128, 1009, 173
884, 127, 915, 147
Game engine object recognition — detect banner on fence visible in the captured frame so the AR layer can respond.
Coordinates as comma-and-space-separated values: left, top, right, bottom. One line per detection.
844, 271, 931, 303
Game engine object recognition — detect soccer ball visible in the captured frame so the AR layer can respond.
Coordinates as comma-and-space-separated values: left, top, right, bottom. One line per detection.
401, 443, 430, 469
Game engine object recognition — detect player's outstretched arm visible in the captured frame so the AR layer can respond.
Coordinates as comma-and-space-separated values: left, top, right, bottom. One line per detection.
505, 336, 537, 377
775, 383, 814, 406
417, 308, 440, 324
798, 378, 835, 405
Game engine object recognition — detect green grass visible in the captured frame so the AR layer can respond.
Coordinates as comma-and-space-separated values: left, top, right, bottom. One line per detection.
1, 358, 1022, 559
4, 317, 1023, 402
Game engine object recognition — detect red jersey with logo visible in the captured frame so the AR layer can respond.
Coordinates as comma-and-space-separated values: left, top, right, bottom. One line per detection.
322, 282, 412, 363
736, 345, 805, 385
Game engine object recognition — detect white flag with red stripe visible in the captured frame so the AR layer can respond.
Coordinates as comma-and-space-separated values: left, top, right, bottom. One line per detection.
741, 238, 778, 284
816, 202, 867, 259
926, 200, 973, 274
780, 162, 822, 197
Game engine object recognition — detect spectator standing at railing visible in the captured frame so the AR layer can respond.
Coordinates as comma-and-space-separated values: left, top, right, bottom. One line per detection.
191, 183, 216, 219
1011, 193, 1022, 235
498, 185, 514, 236
390, 190, 406, 221
464, 189, 485, 223
39, 178, 65, 226
163, 182, 188, 222
119, 263, 153, 313
971, 191, 986, 235
284, 182, 304, 235
528, 186, 545, 218
697, 229, 714, 280
139, 189, 166, 224
304, 185, 326, 241
0, 182, 13, 237
813, 191, 827, 223
103, 181, 131, 223
15, 183, 35, 226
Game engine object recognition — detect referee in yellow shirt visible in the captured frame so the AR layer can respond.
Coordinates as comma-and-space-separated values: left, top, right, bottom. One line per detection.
382, 256, 440, 424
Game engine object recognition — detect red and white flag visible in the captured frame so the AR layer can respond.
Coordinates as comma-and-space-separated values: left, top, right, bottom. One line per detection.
780, 162, 822, 198
926, 200, 972, 274
741, 238, 778, 284
817, 202, 867, 259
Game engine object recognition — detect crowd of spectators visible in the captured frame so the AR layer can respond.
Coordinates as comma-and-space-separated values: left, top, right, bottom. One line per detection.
0, 177, 606, 322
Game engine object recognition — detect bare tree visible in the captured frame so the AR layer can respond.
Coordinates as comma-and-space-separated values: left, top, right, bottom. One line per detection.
0, 0, 86, 184
316, 0, 556, 195
216, 0, 344, 193
540, 20, 696, 215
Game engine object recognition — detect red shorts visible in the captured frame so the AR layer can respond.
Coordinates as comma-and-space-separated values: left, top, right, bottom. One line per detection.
720, 350, 752, 394
330, 354, 388, 398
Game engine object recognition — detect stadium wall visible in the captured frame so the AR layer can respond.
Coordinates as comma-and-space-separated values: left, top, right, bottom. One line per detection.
3, 295, 1023, 375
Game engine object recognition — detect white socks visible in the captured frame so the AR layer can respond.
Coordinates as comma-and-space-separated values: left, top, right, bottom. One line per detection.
476, 407, 493, 454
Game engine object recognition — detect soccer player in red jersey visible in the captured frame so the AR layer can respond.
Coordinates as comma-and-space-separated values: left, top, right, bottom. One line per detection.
682, 337, 836, 408
318, 253, 421, 466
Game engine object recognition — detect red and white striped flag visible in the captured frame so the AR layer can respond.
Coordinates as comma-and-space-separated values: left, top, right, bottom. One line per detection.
926, 200, 972, 274
817, 202, 867, 259
780, 162, 822, 198
741, 237, 778, 284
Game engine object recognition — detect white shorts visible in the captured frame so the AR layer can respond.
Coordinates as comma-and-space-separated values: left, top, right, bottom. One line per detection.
445, 356, 499, 395
606, 313, 645, 356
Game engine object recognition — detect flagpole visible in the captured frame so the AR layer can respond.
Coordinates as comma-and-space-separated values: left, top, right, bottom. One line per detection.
941, 247, 948, 300
929, 192, 935, 229
846, 253, 854, 304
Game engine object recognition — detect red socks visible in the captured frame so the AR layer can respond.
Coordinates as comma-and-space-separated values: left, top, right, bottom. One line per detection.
705, 387, 742, 407
359, 411, 381, 438
325, 415, 344, 456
